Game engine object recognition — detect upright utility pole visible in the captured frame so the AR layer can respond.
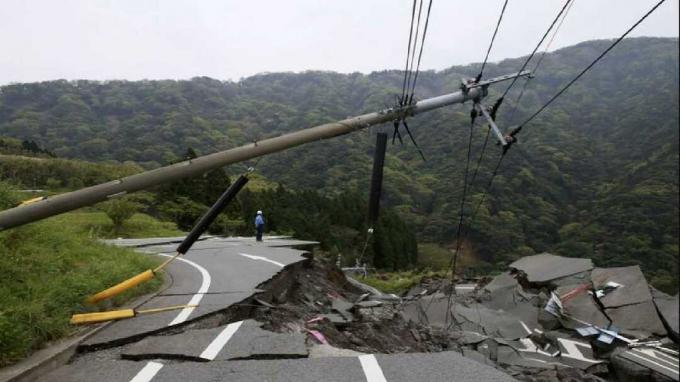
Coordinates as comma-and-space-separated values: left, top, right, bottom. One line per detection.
0, 72, 529, 231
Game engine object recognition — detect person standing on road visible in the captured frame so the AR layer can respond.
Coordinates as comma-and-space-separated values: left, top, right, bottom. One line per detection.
255, 210, 265, 242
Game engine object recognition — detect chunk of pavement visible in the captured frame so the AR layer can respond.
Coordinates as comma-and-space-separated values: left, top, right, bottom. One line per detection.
509, 254, 593, 284
482, 283, 542, 325
591, 266, 653, 308
496, 345, 558, 369
122, 319, 307, 361
555, 284, 610, 330
453, 303, 534, 340
462, 348, 497, 367
457, 331, 488, 345
482, 272, 517, 293
605, 300, 667, 338
612, 347, 680, 381
549, 270, 592, 288
651, 289, 679, 342
307, 344, 366, 358
354, 300, 382, 308
321, 313, 351, 327
538, 309, 561, 330
400, 294, 449, 327
331, 297, 354, 321
122, 325, 230, 361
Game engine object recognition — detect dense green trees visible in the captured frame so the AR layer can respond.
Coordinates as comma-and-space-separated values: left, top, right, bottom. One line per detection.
0, 37, 677, 287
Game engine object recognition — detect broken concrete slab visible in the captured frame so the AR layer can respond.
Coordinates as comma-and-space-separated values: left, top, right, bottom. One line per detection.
555, 284, 610, 330
121, 320, 307, 361
613, 347, 679, 381
652, 289, 679, 342
453, 303, 534, 340
462, 348, 499, 368
321, 313, 351, 327
606, 300, 667, 338
355, 300, 382, 308
331, 297, 354, 321
496, 345, 558, 369
483, 272, 518, 293
509, 254, 593, 284
591, 266, 653, 308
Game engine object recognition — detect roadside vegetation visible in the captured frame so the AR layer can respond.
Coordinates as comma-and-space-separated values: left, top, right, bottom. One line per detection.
0, 182, 169, 367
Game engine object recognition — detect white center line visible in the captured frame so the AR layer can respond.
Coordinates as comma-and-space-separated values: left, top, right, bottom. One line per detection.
519, 320, 532, 335
358, 354, 388, 382
238, 252, 284, 268
156, 253, 212, 326
129, 361, 163, 382
200, 320, 244, 360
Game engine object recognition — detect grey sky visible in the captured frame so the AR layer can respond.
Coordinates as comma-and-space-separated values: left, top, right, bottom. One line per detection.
1, 0, 678, 85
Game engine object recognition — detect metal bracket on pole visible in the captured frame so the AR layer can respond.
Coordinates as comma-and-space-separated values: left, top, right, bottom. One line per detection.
476, 103, 508, 146
461, 70, 532, 92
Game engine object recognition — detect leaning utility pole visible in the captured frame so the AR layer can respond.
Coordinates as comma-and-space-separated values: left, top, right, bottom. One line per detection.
0, 71, 529, 231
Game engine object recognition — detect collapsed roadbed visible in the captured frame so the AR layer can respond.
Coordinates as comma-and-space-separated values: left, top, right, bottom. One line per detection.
29, 246, 679, 382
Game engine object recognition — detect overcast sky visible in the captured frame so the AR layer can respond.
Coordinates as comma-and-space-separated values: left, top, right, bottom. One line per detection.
1, 0, 678, 85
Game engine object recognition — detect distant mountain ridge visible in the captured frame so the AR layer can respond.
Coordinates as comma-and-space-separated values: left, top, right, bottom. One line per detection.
0, 37, 677, 289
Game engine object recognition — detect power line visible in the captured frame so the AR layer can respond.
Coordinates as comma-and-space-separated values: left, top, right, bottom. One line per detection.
443, 108, 477, 326
407, 0, 434, 105
404, 0, 425, 104
506, 0, 576, 123
400, 0, 418, 104
469, 125, 492, 187
476, 0, 510, 82
517, 0, 667, 129
500, 0, 573, 100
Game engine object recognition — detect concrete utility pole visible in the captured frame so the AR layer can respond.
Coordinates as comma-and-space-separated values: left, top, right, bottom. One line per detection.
0, 72, 529, 231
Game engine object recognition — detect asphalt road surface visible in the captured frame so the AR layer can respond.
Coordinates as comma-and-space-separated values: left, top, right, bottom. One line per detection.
37, 236, 516, 382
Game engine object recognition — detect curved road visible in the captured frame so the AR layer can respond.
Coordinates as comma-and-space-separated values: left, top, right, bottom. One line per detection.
37, 236, 516, 382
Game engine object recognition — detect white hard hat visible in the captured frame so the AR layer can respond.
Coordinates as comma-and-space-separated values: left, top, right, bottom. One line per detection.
257, 210, 263, 215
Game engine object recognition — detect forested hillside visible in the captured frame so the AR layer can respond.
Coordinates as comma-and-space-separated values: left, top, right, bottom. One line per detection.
0, 37, 677, 289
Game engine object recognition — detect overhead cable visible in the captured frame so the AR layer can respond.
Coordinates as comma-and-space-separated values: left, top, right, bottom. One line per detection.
404, 0, 425, 104
444, 107, 477, 326
400, 0, 418, 104
408, 0, 434, 104
517, 0, 667, 129
476, 0, 510, 82
500, 0, 573, 100
505, 0, 576, 123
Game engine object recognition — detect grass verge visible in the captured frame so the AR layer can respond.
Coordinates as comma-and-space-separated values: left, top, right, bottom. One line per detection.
51, 210, 183, 239
361, 270, 447, 295
0, 185, 176, 367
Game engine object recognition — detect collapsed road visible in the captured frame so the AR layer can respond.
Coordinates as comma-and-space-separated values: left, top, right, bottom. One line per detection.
402, 254, 680, 381
31, 236, 516, 382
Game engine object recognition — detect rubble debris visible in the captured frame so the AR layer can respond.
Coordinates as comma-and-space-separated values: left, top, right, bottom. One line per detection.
306, 330, 329, 345
612, 347, 679, 381
592, 266, 654, 308
65, 252, 676, 382
509, 253, 593, 284
652, 288, 680, 342
400, 253, 679, 381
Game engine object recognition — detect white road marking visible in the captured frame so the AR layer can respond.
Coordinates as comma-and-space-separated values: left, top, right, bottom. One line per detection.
519, 320, 532, 335
129, 361, 163, 382
358, 354, 388, 382
558, 338, 602, 364
199, 320, 244, 360
628, 349, 679, 375
156, 253, 212, 326
239, 252, 284, 268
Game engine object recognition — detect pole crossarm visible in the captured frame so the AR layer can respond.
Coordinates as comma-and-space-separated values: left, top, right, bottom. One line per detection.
0, 72, 529, 231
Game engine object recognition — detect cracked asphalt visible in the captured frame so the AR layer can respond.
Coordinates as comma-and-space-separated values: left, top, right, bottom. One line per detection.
36, 236, 516, 382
